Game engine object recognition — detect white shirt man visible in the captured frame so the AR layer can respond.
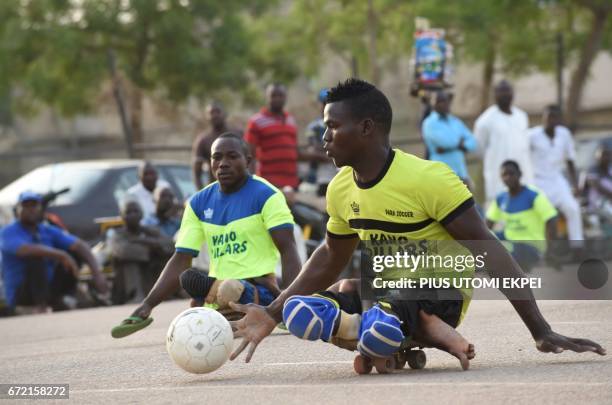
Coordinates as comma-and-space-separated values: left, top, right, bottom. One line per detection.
475, 105, 534, 203
529, 109, 583, 242
126, 180, 170, 218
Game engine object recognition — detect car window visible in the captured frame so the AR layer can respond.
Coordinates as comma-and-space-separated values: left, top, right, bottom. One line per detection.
0, 165, 105, 206
112, 168, 139, 206
49, 166, 106, 205
0, 167, 53, 206
163, 166, 197, 200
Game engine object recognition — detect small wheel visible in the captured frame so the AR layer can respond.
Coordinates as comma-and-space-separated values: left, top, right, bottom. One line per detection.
394, 352, 407, 369
373, 356, 396, 374
407, 350, 426, 369
354, 354, 373, 375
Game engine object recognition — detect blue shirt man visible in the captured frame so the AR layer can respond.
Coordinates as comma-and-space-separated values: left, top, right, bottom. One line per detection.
141, 185, 181, 238
0, 191, 108, 310
422, 91, 477, 181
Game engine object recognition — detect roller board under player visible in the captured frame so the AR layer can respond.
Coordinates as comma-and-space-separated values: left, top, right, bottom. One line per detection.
281, 279, 474, 375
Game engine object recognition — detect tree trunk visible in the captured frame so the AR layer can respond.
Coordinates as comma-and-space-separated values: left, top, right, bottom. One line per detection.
565, 8, 609, 130
479, 45, 496, 113
107, 50, 134, 159
367, 0, 380, 85
129, 86, 144, 159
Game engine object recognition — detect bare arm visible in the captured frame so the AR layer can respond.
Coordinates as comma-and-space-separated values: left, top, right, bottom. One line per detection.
266, 234, 360, 322
70, 240, 109, 293
269, 227, 302, 289
567, 160, 578, 191
130, 251, 193, 319
192, 158, 204, 190
545, 217, 557, 241
248, 143, 257, 173
444, 206, 605, 354
16, 244, 78, 276
229, 234, 359, 362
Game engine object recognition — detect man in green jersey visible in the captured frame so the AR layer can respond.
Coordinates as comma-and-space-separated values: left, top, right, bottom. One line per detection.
229, 78, 605, 368
111, 133, 302, 338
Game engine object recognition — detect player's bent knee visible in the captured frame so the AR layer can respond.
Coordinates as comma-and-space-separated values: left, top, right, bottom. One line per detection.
283, 295, 340, 342
216, 279, 245, 309
358, 305, 404, 358
179, 269, 219, 302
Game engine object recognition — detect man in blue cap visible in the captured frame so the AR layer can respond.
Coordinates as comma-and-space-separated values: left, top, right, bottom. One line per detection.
0, 191, 108, 314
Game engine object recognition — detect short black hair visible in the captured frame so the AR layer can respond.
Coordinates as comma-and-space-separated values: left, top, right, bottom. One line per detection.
501, 159, 521, 172
214, 132, 251, 157
326, 78, 393, 135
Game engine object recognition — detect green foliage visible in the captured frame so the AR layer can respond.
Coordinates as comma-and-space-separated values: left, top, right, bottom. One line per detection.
259, 0, 417, 84
0, 0, 276, 117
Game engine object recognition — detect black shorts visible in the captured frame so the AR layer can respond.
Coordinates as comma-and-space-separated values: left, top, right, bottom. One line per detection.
316, 290, 363, 314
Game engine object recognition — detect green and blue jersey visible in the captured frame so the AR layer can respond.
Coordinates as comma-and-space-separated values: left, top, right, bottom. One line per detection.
175, 175, 294, 280
486, 186, 557, 248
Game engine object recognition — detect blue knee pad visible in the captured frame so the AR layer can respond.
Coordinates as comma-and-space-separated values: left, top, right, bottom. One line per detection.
358, 304, 404, 358
282, 295, 339, 342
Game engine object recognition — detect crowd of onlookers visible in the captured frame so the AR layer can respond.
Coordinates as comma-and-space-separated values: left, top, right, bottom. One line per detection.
1, 79, 610, 316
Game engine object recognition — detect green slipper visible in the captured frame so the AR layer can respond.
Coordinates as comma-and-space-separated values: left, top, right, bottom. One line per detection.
111, 316, 154, 338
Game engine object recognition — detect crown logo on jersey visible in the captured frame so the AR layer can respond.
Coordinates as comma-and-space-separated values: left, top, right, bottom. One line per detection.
204, 208, 214, 220
351, 202, 360, 215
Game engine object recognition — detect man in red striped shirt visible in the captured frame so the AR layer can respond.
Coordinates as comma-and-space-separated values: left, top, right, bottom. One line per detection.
245, 83, 327, 190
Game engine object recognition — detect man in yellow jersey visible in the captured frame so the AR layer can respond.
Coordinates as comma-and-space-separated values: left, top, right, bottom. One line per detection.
111, 133, 302, 338
229, 78, 606, 367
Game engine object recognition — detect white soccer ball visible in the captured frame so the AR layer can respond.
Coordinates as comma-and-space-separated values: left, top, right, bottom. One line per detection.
166, 307, 234, 374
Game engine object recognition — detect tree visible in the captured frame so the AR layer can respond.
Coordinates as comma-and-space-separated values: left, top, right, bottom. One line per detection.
259, 0, 417, 86
564, 0, 612, 129
417, 0, 549, 112
0, 0, 272, 156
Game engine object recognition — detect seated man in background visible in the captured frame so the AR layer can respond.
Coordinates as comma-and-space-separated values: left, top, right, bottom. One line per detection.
486, 160, 558, 272
584, 142, 612, 236
0, 191, 108, 314
111, 133, 302, 338
109, 199, 174, 304
142, 185, 181, 238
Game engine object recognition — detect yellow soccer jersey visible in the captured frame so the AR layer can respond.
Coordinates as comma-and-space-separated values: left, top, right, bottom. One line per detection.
326, 149, 475, 320
327, 149, 473, 242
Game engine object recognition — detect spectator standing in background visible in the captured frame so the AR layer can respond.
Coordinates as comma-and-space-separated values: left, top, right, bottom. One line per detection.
126, 161, 170, 218
245, 83, 300, 189
475, 80, 533, 204
245, 83, 326, 190
422, 90, 477, 187
529, 105, 583, 245
192, 102, 240, 190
